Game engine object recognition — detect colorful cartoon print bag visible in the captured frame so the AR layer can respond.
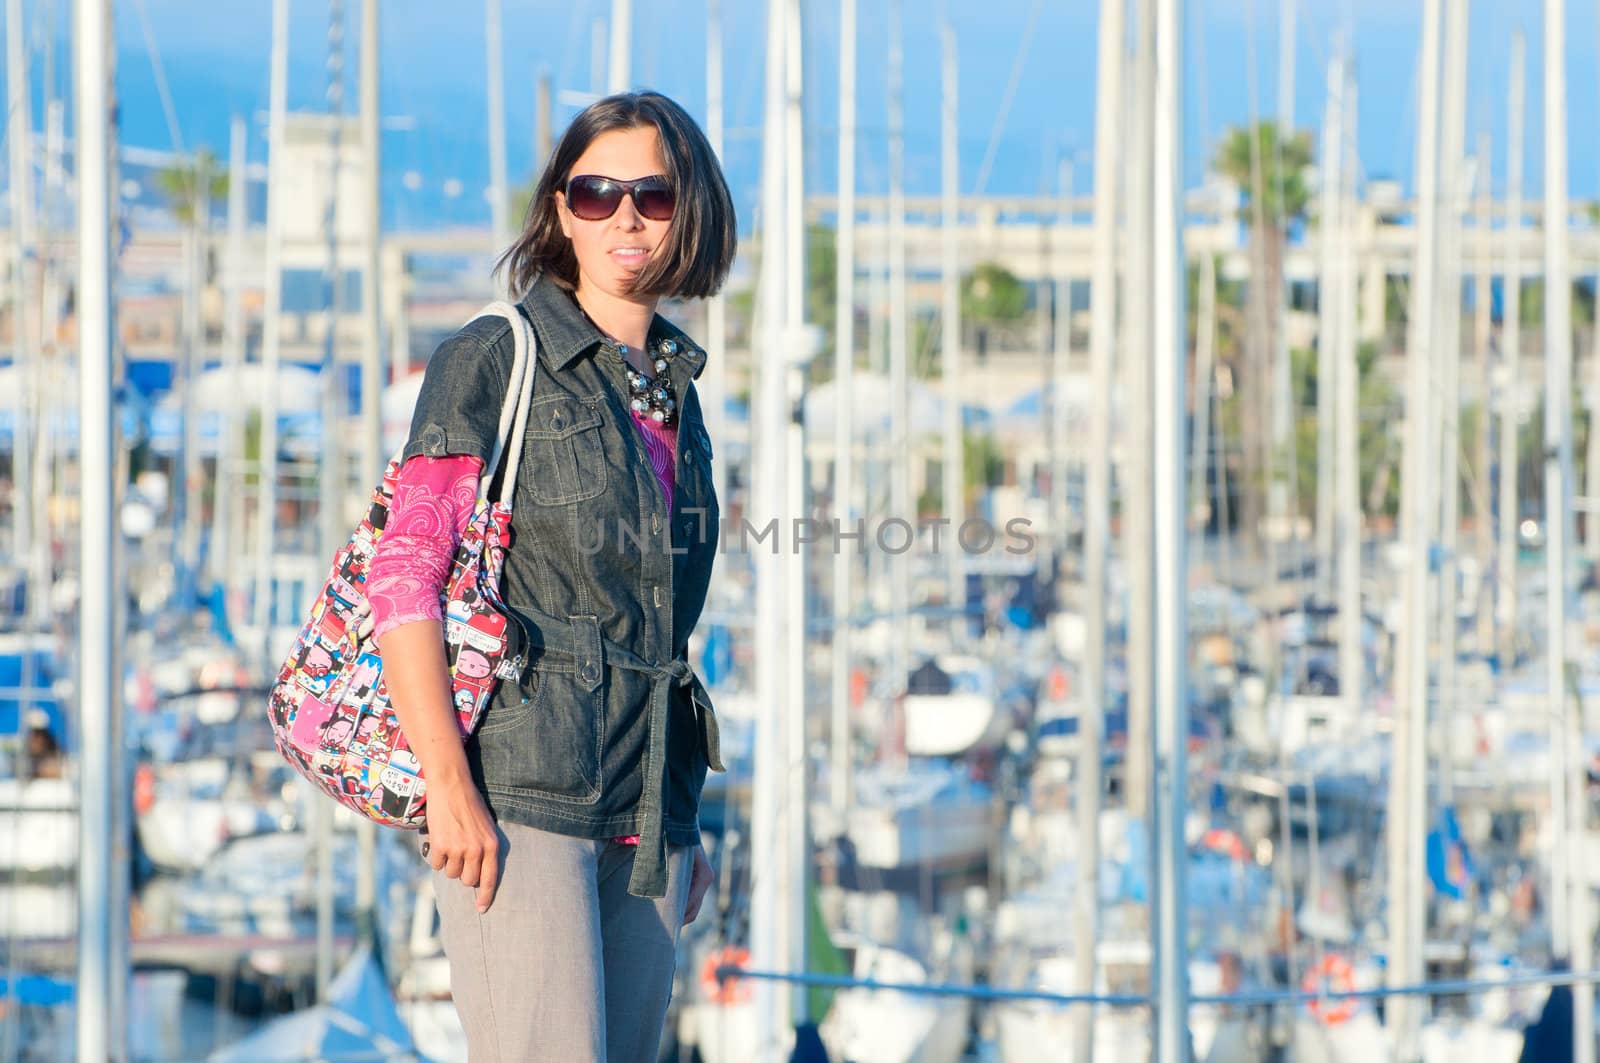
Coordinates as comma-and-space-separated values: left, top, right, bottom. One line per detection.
266, 301, 537, 827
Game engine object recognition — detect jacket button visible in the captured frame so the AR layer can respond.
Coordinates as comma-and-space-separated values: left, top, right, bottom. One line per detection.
580, 662, 599, 683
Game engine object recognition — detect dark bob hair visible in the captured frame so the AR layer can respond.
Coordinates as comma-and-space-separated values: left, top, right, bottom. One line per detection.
495, 91, 737, 301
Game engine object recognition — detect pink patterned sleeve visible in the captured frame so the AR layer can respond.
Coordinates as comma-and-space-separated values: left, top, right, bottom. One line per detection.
367, 453, 483, 643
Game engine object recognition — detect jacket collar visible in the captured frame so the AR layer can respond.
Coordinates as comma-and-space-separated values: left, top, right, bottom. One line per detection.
517, 272, 709, 381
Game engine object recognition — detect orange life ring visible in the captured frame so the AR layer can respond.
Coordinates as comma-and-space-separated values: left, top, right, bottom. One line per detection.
133, 763, 156, 817
1302, 954, 1358, 1025
700, 945, 752, 1006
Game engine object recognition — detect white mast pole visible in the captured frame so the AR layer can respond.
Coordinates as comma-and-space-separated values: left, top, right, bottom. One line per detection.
356, 0, 383, 939
750, 0, 791, 1053
608, 0, 631, 94
1393, 0, 1442, 1057
1125, 0, 1155, 826
1315, 49, 1345, 606
887, 0, 909, 702
1337, 69, 1362, 735
1473, 129, 1494, 653
360, 0, 383, 520
7, 0, 36, 620
1543, 3, 1589, 1059
486, 0, 509, 259
1497, 33, 1524, 683
1053, 156, 1072, 553
1152, 0, 1189, 1057
706, 0, 728, 532
75, 0, 122, 1056
178, 148, 209, 597
781, 0, 808, 1029
830, 0, 857, 827
315, 0, 349, 1001
215, 116, 248, 598
940, 22, 963, 620
1077, 1, 1122, 1056
254, 0, 289, 671
1267, 0, 1296, 550
1434, 0, 1469, 807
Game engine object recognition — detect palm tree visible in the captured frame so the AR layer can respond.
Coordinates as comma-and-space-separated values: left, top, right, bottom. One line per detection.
156, 148, 229, 227
961, 261, 1028, 362
155, 148, 228, 597
1213, 121, 1313, 549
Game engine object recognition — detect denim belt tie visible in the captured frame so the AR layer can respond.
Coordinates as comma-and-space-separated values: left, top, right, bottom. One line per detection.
603, 646, 694, 899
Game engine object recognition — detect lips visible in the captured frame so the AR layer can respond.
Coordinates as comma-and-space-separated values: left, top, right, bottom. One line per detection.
610, 247, 651, 263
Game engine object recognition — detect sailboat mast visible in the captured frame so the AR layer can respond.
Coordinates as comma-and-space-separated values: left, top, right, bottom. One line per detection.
705, 0, 729, 534
486, 0, 508, 257
608, 0, 631, 94
781, 0, 808, 1029
215, 116, 247, 599
750, 0, 792, 1051
253, 0, 289, 671
1266, 0, 1295, 549
1497, 33, 1524, 684
887, 0, 909, 701
1076, 1, 1122, 1055
1434, 0, 1469, 807
8, 0, 34, 580
1124, 0, 1154, 824
1473, 129, 1493, 656
1315, 49, 1345, 606
356, 0, 383, 938
830, 0, 857, 827
1393, 0, 1442, 1057
1542, 2, 1589, 1059
940, 22, 963, 618
75, 0, 122, 1056
1151, 0, 1189, 1057
1337, 68, 1362, 733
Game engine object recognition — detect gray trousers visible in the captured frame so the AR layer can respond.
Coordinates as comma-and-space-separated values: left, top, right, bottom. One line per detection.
427, 820, 694, 1063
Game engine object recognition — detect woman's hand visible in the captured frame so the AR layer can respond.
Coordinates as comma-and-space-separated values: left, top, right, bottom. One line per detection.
423, 773, 502, 913
682, 842, 714, 926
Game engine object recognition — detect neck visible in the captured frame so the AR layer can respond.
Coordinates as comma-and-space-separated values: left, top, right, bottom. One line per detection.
573, 282, 657, 352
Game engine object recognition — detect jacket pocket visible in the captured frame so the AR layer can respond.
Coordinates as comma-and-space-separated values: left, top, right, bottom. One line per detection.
476, 664, 604, 803
522, 395, 608, 505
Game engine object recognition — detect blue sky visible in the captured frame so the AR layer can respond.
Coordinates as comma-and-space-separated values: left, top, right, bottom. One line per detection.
61, 1, 1600, 230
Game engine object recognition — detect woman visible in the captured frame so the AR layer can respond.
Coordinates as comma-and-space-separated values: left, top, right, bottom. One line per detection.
367, 91, 735, 1062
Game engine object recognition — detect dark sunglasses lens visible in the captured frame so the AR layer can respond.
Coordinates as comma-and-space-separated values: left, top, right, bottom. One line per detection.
569, 178, 622, 220
633, 180, 676, 220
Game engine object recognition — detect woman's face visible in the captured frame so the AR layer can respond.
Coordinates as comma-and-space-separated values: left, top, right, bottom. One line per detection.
556, 125, 671, 304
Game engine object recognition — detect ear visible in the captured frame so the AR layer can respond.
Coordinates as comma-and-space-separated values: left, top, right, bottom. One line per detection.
556, 192, 572, 240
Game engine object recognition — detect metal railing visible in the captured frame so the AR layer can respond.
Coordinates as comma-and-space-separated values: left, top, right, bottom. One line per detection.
710, 962, 1600, 1011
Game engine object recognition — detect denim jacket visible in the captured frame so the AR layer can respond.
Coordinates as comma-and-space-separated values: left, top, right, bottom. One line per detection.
401, 272, 724, 899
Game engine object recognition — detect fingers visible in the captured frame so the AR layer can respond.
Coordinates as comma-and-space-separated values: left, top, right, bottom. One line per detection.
476, 841, 500, 914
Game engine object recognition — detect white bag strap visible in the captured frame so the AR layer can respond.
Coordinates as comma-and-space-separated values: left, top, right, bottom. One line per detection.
469, 300, 539, 508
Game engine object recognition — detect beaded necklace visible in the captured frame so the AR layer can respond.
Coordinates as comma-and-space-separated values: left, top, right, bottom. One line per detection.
571, 293, 681, 427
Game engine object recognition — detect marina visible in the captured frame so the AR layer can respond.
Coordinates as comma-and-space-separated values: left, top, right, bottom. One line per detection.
6, 0, 1600, 1060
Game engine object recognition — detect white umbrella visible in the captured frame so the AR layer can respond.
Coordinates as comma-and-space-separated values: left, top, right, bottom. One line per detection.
381, 370, 426, 458
193, 363, 323, 414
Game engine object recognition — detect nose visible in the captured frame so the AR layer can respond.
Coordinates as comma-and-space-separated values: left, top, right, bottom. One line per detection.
612, 192, 646, 230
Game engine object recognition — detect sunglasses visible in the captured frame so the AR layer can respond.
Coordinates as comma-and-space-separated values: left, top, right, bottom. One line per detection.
563, 174, 676, 222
